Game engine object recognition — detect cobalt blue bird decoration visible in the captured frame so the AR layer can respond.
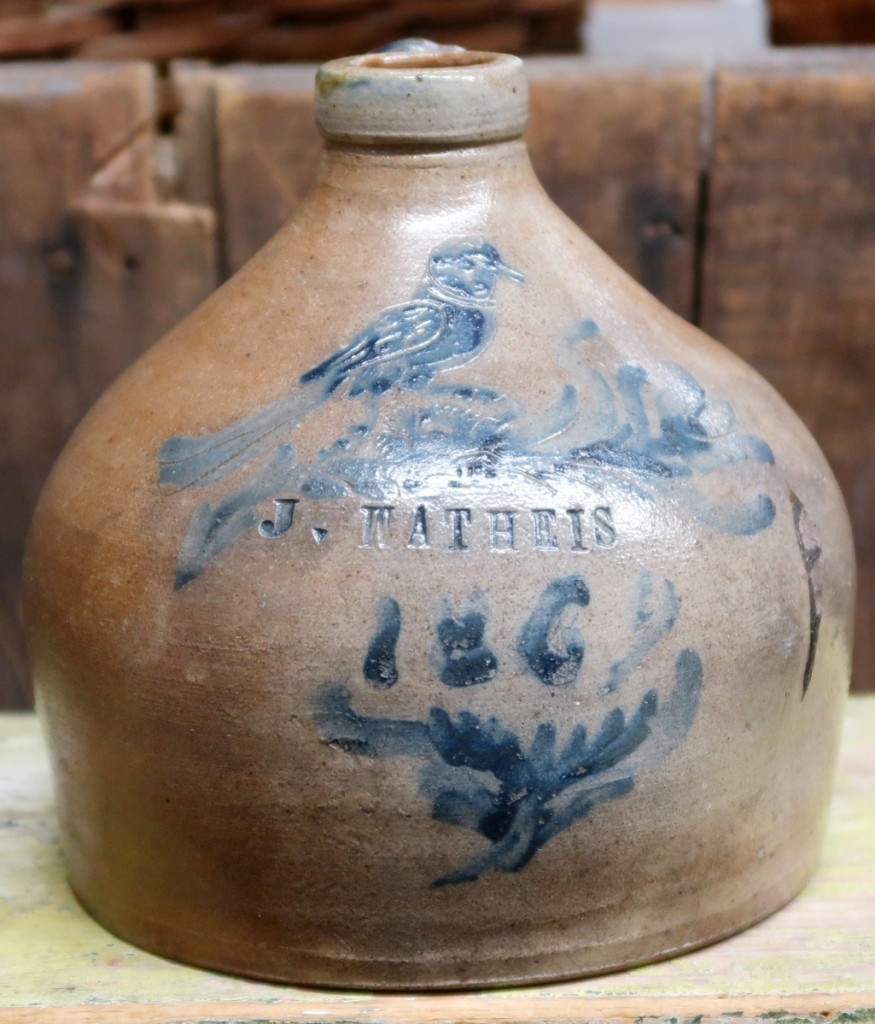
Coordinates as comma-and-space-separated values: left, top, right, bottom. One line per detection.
159, 239, 524, 490
158, 239, 524, 587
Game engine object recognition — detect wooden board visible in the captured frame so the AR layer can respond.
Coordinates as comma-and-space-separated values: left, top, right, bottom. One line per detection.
0, 0, 587, 60
70, 199, 218, 411
216, 64, 320, 275
0, 62, 154, 710
0, 9, 116, 57
170, 61, 222, 210
771, 0, 875, 45
700, 49, 875, 697
0, 62, 218, 709
527, 57, 704, 318
0, 698, 873, 1022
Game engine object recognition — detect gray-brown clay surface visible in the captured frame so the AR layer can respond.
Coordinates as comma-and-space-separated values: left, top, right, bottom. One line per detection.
23, 44, 856, 988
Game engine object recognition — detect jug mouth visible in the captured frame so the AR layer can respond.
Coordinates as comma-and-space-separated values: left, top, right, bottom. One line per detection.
315, 43, 529, 147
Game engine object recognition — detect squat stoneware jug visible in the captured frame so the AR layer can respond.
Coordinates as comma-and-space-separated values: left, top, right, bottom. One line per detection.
24, 44, 855, 989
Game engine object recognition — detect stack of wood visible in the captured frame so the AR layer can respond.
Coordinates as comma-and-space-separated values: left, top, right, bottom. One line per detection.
771, 0, 875, 44
0, 0, 585, 61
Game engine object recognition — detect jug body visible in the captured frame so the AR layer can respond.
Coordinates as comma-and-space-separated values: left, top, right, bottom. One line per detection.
24, 48, 855, 988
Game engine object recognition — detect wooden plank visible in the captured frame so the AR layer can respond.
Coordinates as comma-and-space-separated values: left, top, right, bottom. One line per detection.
0, 3, 48, 15
0, 62, 155, 709
700, 49, 875, 694
0, 1, 584, 61
232, 10, 409, 63
527, 57, 705, 318
69, 199, 218, 412
216, 64, 320, 275
0, 62, 219, 711
168, 61, 223, 210
74, 11, 265, 61
771, 0, 875, 45
424, 16, 531, 54
1, 699, 873, 1020
0, 10, 116, 57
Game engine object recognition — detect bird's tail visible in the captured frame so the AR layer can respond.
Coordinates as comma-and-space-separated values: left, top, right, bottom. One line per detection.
158, 388, 319, 489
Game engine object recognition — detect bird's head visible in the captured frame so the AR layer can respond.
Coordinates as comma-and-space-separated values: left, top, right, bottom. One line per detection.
426, 241, 524, 303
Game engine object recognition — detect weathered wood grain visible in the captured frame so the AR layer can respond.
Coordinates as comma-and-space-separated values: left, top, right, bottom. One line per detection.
167, 61, 223, 209
0, 9, 115, 57
76, 11, 266, 62
216, 64, 320, 275
0, 62, 218, 708
771, 0, 875, 45
700, 49, 875, 694
527, 57, 705, 318
0, 62, 154, 708
0, 0, 587, 60
70, 198, 218, 412
1, 700, 873, 1020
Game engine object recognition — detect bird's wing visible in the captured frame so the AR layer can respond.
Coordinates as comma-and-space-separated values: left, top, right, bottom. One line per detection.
300, 300, 447, 387
159, 303, 447, 489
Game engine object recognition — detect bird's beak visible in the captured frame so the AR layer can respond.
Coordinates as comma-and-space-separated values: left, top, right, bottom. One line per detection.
495, 258, 525, 283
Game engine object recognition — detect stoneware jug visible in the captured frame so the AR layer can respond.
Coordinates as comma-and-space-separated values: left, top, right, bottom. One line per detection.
24, 44, 855, 989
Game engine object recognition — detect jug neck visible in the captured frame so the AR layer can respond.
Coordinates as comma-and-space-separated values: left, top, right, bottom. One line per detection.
315, 45, 529, 148
312, 137, 539, 196
298, 137, 548, 244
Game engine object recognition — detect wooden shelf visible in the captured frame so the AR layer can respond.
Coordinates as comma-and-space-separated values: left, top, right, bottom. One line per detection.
0, 700, 873, 1023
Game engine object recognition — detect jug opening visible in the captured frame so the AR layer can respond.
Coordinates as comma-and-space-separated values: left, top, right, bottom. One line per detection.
354, 51, 496, 70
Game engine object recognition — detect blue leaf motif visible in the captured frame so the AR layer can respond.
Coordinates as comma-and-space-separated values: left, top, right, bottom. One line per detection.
312, 647, 703, 886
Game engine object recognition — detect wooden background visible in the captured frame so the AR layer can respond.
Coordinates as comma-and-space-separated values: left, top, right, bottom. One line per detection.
0, 0, 585, 62
771, 0, 875, 44
2, 49, 874, 708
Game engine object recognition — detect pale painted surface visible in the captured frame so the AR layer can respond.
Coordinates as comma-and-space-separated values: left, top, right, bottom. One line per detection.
587, 0, 769, 58
0, 701, 873, 1019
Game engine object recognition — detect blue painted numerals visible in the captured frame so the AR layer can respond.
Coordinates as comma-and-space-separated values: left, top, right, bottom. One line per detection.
360, 578, 598, 692
363, 597, 402, 689
314, 572, 702, 885
436, 601, 499, 688
517, 575, 590, 687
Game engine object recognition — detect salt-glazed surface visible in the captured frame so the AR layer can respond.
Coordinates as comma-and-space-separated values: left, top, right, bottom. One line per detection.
23, 43, 855, 988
